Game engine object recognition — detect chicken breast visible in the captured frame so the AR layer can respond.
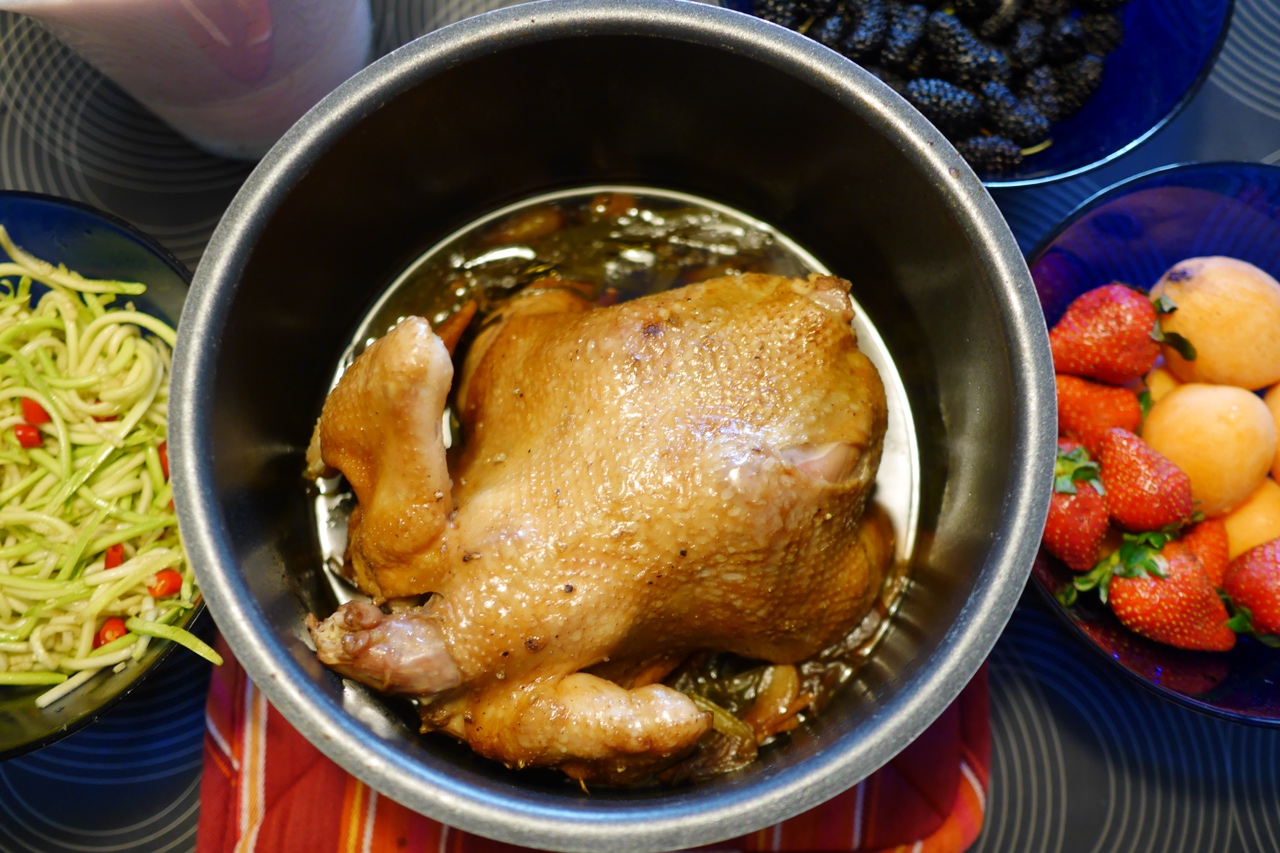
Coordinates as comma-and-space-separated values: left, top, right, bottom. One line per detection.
307, 272, 891, 781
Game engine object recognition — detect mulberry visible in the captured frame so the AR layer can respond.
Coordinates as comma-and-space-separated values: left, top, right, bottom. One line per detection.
925, 11, 1008, 88
1021, 64, 1063, 122
1055, 52, 1105, 116
1025, 0, 1069, 19
1044, 16, 1086, 64
841, 0, 890, 62
753, 0, 806, 28
747, 0, 1125, 177
923, 10, 973, 55
955, 135, 1024, 174
1008, 18, 1046, 67
880, 3, 929, 70
980, 80, 1051, 145
904, 78, 984, 138
1080, 12, 1124, 55
809, 6, 853, 49
978, 0, 1023, 41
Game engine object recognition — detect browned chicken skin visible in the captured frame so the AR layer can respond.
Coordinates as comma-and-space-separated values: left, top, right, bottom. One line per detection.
307, 273, 891, 780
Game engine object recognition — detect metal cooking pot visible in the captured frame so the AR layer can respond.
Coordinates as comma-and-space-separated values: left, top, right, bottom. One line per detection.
170, 1, 1054, 850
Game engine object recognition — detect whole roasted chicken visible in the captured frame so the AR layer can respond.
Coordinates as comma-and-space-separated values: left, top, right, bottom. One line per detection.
306, 272, 891, 782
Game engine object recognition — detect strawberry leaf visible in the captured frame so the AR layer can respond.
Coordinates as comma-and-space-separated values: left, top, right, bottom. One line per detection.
1054, 447, 1102, 495
1074, 570, 1103, 591
1155, 330, 1197, 361
1056, 585, 1079, 607
1132, 530, 1172, 549
1063, 446, 1089, 463
1147, 554, 1169, 579
1138, 389, 1153, 419
1152, 293, 1178, 315
1226, 609, 1254, 634
1073, 558, 1116, 602
1222, 597, 1280, 646
1116, 541, 1141, 568
1075, 467, 1102, 484
1111, 533, 1168, 580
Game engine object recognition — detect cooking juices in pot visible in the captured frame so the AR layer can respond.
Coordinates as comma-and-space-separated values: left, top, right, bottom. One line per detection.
310, 187, 920, 784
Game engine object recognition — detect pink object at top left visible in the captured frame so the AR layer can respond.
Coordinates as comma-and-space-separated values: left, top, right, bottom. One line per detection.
5, 0, 372, 159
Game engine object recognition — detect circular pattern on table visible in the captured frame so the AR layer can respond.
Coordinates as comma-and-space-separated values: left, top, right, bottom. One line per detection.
0, 14, 252, 270
981, 633, 1069, 852
371, 0, 525, 53
976, 606, 1280, 853
0, 18, 247, 193
1232, 725, 1280, 851
0, 651, 210, 853
2, 1, 1280, 851
0, 2, 532, 272
1210, 0, 1280, 121
990, 179, 1105, 254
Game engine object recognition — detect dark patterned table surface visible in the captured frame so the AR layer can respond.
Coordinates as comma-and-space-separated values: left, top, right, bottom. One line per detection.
2, 1, 1280, 851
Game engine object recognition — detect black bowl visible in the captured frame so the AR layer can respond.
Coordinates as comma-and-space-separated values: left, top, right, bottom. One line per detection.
0, 191, 191, 760
170, 1, 1054, 849
1029, 161, 1280, 726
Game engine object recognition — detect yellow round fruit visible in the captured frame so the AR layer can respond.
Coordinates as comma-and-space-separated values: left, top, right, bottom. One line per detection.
1142, 383, 1278, 516
1145, 364, 1182, 404
1222, 478, 1280, 560
1267, 384, 1280, 480
1150, 256, 1280, 390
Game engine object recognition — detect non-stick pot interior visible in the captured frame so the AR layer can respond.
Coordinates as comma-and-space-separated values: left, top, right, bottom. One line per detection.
186, 13, 1041, 844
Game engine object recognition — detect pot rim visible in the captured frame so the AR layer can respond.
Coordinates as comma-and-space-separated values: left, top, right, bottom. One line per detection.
170, 2, 1054, 849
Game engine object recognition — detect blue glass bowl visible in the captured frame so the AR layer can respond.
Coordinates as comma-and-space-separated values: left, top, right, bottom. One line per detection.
0, 192, 193, 759
721, 0, 1233, 187
1028, 162, 1280, 726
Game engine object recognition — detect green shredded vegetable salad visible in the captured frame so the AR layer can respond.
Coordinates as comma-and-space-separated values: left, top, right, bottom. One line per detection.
0, 224, 219, 709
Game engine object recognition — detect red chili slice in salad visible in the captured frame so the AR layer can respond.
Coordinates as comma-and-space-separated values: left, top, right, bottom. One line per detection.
13, 423, 42, 448
147, 568, 182, 598
103, 543, 125, 570
94, 617, 127, 648
158, 441, 169, 480
20, 398, 50, 425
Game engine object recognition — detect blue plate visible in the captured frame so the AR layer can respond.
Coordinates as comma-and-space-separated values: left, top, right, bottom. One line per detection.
1028, 161, 1280, 726
722, 0, 1234, 187
0, 191, 193, 759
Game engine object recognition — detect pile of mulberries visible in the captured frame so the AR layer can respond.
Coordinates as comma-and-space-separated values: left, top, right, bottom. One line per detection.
743, 0, 1131, 176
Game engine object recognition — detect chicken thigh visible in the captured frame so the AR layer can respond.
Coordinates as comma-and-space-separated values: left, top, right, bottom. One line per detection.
307, 273, 891, 781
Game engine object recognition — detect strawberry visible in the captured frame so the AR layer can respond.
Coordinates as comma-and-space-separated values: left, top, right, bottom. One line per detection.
1223, 539, 1280, 636
1043, 441, 1110, 571
1181, 519, 1230, 588
1099, 428, 1193, 531
1050, 283, 1161, 384
1057, 437, 1084, 455
1056, 375, 1142, 457
1108, 539, 1236, 652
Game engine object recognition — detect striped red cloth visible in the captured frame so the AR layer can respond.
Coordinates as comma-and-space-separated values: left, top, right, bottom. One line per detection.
198, 636, 989, 853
